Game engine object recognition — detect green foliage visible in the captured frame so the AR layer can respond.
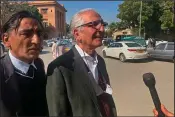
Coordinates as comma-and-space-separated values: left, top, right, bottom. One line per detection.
108, 22, 117, 32
12, 3, 43, 22
66, 23, 70, 34
117, 1, 153, 28
116, 0, 174, 37
107, 21, 130, 36
159, 1, 174, 29
0, 1, 42, 26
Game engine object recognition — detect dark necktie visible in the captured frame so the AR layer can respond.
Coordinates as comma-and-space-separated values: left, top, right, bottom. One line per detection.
27, 65, 35, 77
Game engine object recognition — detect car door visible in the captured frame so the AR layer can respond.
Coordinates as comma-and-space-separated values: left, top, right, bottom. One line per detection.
110, 43, 122, 58
105, 43, 121, 58
105, 43, 115, 57
163, 43, 174, 60
152, 43, 166, 58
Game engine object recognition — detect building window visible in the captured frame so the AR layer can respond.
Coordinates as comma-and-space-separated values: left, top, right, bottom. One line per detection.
41, 8, 48, 14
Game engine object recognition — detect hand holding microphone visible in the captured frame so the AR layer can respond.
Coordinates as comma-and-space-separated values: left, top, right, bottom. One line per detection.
143, 73, 165, 117
153, 104, 174, 117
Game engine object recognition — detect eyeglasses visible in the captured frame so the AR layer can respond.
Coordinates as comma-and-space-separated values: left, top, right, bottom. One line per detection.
76, 19, 108, 29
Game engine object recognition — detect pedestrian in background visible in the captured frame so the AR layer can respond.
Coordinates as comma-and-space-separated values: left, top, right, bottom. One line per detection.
52, 40, 58, 59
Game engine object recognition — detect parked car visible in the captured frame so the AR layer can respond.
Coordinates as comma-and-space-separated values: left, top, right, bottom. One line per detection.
102, 41, 148, 62
102, 38, 114, 46
63, 42, 73, 53
57, 39, 73, 54
45, 40, 55, 47
147, 42, 174, 62
156, 40, 168, 46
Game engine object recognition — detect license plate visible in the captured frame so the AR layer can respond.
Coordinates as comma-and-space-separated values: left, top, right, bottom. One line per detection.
137, 50, 144, 53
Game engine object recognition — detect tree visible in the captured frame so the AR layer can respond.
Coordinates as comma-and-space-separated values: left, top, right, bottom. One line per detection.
66, 23, 70, 34
159, 1, 174, 30
108, 22, 117, 32
15, 3, 43, 22
117, 0, 153, 29
0, 0, 42, 26
117, 0, 174, 37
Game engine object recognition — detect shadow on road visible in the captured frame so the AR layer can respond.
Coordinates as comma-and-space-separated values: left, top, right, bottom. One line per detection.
106, 57, 154, 63
152, 59, 174, 63
106, 57, 174, 63
40, 50, 50, 54
126, 58, 154, 63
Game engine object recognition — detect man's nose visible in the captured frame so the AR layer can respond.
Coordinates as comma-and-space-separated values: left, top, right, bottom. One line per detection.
99, 24, 105, 32
31, 34, 41, 45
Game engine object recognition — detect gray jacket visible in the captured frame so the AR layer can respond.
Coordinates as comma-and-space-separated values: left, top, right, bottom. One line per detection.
0, 43, 5, 57
47, 46, 117, 117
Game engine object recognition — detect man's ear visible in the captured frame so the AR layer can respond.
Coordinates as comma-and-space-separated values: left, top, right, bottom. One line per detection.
73, 28, 82, 43
2, 33, 11, 48
73, 28, 79, 37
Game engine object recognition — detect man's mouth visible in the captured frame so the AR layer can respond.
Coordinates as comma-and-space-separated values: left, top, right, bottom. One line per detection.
95, 37, 103, 39
28, 48, 40, 52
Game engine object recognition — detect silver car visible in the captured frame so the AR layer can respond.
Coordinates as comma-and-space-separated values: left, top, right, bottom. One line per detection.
147, 42, 174, 61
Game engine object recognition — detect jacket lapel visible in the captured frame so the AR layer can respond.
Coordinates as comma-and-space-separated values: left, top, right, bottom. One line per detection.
2, 54, 21, 112
72, 47, 101, 114
97, 55, 110, 84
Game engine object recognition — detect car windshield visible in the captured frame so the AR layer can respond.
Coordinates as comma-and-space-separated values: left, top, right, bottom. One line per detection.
58, 40, 71, 46
125, 43, 142, 47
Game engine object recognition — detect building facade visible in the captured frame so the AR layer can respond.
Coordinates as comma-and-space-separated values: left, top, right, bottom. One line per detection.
28, 0, 67, 38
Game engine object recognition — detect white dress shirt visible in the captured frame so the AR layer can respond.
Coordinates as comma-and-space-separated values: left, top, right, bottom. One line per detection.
75, 45, 99, 83
9, 51, 37, 75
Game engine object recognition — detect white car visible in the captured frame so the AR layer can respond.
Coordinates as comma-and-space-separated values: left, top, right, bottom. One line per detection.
102, 41, 148, 62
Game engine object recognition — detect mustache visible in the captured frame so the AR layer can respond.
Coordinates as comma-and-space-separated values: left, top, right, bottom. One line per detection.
28, 45, 41, 51
92, 31, 104, 39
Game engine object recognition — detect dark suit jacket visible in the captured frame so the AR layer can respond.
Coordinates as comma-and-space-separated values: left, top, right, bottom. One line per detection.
0, 54, 48, 116
47, 46, 117, 117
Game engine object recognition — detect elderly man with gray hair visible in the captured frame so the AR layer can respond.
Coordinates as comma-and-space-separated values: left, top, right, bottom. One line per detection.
46, 8, 117, 117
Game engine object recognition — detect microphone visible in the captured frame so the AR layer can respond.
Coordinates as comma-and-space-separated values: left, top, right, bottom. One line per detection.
143, 73, 165, 117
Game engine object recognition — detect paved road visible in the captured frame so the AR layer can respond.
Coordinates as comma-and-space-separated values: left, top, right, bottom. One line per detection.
40, 46, 174, 116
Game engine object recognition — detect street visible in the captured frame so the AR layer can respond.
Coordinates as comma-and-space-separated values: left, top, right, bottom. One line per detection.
40, 47, 174, 116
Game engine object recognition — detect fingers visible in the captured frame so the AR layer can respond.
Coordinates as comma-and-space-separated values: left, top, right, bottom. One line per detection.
161, 104, 174, 117
161, 104, 168, 112
153, 108, 158, 117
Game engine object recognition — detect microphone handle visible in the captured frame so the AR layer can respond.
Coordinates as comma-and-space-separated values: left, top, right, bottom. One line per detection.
149, 88, 165, 117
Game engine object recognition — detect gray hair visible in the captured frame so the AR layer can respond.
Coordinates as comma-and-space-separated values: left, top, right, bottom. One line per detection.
70, 8, 98, 35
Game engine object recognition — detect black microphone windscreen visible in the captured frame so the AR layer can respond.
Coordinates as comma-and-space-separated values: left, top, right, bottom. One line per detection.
143, 72, 156, 88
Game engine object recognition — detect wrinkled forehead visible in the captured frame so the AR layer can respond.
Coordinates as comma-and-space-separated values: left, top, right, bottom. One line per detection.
80, 11, 102, 23
18, 18, 43, 31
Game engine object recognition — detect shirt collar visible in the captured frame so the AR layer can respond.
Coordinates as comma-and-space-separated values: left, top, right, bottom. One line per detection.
75, 44, 98, 62
9, 51, 37, 74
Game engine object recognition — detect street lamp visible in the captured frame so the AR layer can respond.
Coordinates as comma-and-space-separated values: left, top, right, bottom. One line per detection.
139, 1, 142, 37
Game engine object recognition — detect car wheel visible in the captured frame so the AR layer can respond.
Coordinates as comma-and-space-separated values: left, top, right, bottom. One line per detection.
103, 51, 107, 58
119, 53, 126, 62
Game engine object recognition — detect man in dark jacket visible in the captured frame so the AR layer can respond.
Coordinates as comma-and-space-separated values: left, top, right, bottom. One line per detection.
0, 40, 5, 57
47, 8, 117, 117
0, 11, 48, 116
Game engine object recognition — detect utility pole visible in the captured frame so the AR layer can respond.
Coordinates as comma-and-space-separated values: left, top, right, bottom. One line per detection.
173, 0, 175, 26
139, 1, 142, 37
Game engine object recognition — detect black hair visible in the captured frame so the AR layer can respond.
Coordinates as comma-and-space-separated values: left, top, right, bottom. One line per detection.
1, 10, 44, 35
